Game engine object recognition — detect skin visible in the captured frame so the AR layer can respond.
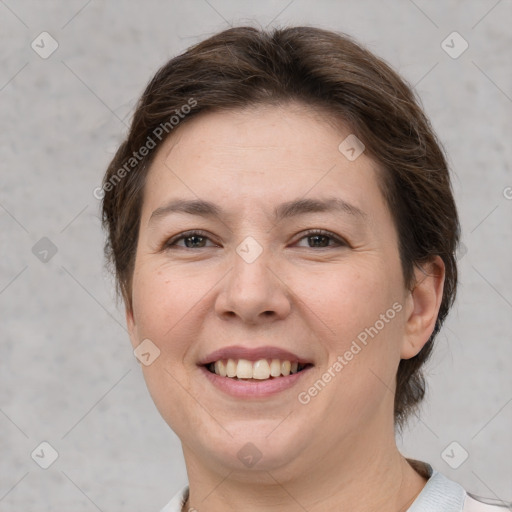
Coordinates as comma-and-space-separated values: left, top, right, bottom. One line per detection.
126, 103, 445, 512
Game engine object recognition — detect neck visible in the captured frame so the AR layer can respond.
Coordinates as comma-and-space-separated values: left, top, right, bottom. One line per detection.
181, 433, 428, 512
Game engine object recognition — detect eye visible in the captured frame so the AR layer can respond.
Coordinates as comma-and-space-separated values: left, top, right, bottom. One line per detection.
163, 230, 217, 250
162, 229, 347, 251
294, 229, 347, 249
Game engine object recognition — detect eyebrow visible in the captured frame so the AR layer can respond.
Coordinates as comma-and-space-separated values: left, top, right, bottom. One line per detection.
148, 196, 367, 225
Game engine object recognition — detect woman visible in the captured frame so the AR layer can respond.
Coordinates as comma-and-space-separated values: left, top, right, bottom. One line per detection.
100, 26, 509, 512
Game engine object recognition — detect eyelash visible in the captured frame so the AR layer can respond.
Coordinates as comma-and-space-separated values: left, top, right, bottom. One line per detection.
163, 229, 347, 250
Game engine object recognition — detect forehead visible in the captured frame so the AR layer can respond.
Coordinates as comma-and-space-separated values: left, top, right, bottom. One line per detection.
159, 103, 347, 165
141, 104, 387, 223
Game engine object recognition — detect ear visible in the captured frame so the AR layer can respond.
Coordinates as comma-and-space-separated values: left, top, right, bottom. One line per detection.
401, 256, 445, 359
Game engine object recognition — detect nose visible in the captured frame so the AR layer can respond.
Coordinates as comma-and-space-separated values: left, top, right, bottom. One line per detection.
215, 244, 292, 325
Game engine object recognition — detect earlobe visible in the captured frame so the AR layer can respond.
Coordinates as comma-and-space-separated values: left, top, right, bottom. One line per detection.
401, 256, 445, 360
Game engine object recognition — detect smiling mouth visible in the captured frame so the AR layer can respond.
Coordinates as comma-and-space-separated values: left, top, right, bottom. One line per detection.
204, 358, 313, 381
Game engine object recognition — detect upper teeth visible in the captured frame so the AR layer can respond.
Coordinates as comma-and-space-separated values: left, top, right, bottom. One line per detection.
211, 359, 303, 379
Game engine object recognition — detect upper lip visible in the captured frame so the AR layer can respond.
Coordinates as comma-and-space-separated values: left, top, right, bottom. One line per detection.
198, 345, 313, 366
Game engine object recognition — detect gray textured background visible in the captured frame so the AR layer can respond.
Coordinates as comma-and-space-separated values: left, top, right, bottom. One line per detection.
1, 0, 511, 510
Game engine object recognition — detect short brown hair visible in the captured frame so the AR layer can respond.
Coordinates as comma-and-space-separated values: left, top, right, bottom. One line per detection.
101, 25, 460, 430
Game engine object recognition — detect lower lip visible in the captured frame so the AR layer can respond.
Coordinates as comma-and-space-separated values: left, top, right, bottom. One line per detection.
199, 365, 313, 398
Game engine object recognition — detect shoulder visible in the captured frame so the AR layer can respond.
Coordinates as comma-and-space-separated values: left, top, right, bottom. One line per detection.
463, 493, 512, 511
405, 459, 511, 512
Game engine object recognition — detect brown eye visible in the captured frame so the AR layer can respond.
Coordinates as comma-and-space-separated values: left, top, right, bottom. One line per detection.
164, 230, 216, 250
295, 230, 347, 249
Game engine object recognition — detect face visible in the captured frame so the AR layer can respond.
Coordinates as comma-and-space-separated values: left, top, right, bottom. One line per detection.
126, 103, 437, 477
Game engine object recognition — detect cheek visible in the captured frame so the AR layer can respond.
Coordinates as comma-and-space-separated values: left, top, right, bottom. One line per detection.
306, 280, 404, 434
308, 260, 401, 343
132, 262, 205, 432
131, 262, 201, 350
307, 259, 404, 403
333, 267, 403, 375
